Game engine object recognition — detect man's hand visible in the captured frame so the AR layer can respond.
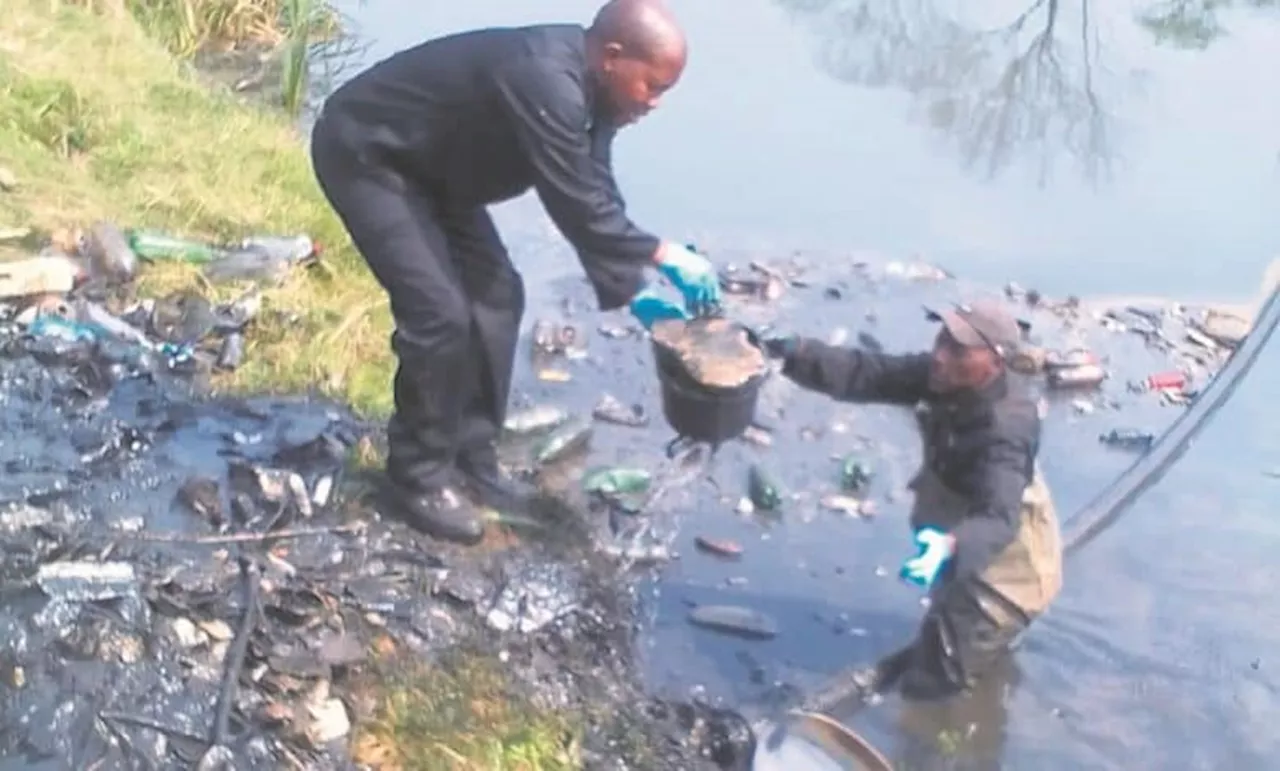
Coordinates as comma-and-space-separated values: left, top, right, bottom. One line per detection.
629, 286, 689, 330
655, 242, 721, 317
899, 527, 954, 588
745, 327, 797, 359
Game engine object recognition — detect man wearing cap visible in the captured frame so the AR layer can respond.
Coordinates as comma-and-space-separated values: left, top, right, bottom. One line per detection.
757, 298, 1062, 701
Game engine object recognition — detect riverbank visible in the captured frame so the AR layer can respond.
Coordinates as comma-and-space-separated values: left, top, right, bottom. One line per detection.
1, 0, 395, 415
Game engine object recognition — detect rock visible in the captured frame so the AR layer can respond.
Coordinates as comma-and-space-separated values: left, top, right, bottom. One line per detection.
316, 633, 365, 667
198, 619, 234, 642
688, 605, 778, 640
171, 618, 207, 649
0, 167, 16, 191
304, 698, 351, 747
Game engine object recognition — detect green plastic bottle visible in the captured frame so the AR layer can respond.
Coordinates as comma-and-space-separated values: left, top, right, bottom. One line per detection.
840, 455, 873, 492
747, 464, 782, 511
125, 229, 222, 263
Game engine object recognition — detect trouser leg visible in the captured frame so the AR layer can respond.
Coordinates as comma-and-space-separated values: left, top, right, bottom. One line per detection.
309, 123, 472, 491
439, 206, 526, 466
897, 578, 1028, 701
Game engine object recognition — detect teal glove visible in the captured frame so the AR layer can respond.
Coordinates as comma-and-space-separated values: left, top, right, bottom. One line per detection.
656, 242, 721, 317
899, 527, 953, 588
629, 287, 689, 330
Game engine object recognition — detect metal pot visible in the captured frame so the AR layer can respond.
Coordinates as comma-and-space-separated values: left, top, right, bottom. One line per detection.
650, 321, 768, 444
751, 711, 894, 771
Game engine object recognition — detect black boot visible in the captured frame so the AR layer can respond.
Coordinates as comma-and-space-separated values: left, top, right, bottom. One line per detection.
456, 454, 538, 514
386, 479, 485, 546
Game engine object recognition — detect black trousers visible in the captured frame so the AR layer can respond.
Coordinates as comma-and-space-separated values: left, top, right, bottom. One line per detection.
310, 116, 525, 490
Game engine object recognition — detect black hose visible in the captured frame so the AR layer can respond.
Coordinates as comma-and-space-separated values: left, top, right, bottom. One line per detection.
1062, 278, 1280, 556
209, 556, 260, 746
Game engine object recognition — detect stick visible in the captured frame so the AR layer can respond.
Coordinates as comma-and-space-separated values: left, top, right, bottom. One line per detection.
97, 711, 206, 744
118, 523, 360, 545
209, 557, 260, 748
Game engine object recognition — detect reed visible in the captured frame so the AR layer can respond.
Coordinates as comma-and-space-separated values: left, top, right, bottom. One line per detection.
64, 0, 342, 116
279, 0, 340, 116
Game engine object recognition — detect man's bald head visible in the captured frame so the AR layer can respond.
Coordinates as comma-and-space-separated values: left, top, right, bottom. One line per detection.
586, 0, 688, 125
589, 0, 687, 63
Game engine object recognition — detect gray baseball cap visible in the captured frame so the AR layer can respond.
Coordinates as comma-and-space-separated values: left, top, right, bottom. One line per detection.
925, 299, 1023, 353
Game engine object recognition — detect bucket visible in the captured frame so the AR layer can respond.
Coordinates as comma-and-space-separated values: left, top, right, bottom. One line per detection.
650, 323, 767, 444
752, 711, 894, 771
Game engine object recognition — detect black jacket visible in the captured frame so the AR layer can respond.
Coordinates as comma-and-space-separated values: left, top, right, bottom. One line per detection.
317, 24, 660, 310
782, 339, 1041, 581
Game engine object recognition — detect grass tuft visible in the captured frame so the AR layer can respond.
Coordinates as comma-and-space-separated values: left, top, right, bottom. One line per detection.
352, 649, 581, 771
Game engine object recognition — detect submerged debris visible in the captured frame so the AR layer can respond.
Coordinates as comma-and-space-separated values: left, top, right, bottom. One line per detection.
688, 605, 779, 640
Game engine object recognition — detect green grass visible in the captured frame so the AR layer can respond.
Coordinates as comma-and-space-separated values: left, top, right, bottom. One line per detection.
0, 0, 396, 416
352, 647, 581, 771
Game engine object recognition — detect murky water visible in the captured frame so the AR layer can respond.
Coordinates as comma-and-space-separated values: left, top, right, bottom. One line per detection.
317, 1, 1280, 768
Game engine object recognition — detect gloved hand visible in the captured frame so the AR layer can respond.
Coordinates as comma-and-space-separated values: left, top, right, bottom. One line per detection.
656, 242, 721, 317
745, 327, 797, 359
899, 527, 954, 588
629, 286, 690, 330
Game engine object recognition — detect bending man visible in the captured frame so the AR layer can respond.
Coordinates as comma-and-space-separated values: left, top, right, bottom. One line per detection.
759, 300, 1063, 699
310, 0, 718, 545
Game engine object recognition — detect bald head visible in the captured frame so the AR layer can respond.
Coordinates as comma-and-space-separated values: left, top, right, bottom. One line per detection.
589, 0, 687, 62
586, 0, 688, 125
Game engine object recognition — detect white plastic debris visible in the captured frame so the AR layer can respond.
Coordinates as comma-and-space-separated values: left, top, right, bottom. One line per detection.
36, 561, 137, 602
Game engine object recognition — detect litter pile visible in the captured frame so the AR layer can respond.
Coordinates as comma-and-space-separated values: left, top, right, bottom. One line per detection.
0, 308, 745, 770
0, 222, 320, 375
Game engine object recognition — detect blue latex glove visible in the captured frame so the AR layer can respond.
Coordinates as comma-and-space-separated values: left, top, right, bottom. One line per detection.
629, 286, 690, 330
656, 242, 721, 316
899, 527, 954, 588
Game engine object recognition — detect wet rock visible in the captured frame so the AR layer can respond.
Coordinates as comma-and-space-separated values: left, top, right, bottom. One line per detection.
688, 605, 779, 640
435, 570, 491, 608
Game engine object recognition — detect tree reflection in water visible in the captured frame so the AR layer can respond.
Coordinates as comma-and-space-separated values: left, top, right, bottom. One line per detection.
1139, 0, 1278, 50
776, 0, 1114, 186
